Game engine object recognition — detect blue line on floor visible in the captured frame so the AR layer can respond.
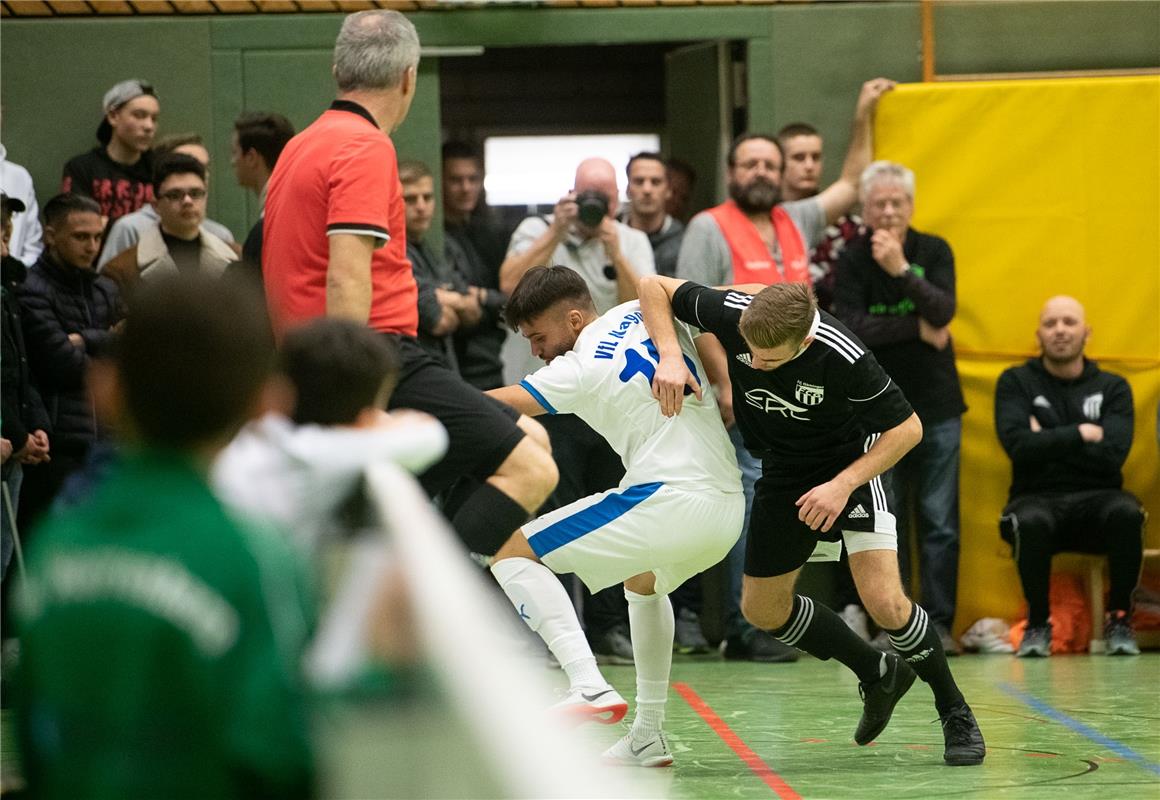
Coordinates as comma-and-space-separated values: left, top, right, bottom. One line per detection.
999, 682, 1160, 776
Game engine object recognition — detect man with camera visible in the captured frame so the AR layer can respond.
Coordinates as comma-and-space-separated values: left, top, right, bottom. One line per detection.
500, 157, 654, 316
498, 157, 656, 664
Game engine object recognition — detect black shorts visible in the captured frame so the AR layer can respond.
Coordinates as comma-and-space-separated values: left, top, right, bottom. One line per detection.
745, 473, 896, 578
387, 336, 524, 496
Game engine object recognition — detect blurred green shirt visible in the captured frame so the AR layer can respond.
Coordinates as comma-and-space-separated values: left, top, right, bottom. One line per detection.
15, 449, 316, 800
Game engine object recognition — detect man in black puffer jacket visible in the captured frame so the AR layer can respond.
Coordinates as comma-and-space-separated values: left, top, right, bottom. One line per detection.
17, 193, 123, 532
2, 194, 51, 581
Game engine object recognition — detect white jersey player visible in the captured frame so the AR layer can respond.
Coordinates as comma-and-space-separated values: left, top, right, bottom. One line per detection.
488, 265, 743, 767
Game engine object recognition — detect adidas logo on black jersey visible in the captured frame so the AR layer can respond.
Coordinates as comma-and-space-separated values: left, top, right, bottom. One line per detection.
848, 504, 870, 519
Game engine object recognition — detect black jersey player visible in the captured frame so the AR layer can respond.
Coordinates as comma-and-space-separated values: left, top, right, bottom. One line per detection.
639, 275, 984, 766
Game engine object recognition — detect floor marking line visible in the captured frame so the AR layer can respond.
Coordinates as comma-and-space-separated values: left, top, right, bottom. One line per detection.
673, 681, 802, 800
999, 682, 1160, 776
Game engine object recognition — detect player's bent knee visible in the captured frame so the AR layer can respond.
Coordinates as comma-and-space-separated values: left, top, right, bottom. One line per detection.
862, 590, 911, 630
494, 435, 559, 507
516, 414, 552, 455
623, 572, 656, 596
741, 594, 791, 631
493, 530, 538, 563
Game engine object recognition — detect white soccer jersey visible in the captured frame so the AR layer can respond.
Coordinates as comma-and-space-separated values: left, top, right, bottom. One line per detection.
520, 301, 741, 495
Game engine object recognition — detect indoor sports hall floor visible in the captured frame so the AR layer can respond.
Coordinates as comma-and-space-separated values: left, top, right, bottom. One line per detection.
4, 654, 1157, 798
316, 651, 1160, 798
583, 654, 1160, 800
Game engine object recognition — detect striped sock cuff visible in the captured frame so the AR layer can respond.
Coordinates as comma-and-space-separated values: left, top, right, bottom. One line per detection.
773, 595, 815, 647
888, 604, 929, 653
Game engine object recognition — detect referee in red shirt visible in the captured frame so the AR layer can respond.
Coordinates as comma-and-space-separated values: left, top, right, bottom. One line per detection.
263, 10, 557, 553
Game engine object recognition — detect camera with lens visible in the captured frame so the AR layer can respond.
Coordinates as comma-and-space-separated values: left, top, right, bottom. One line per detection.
574, 190, 610, 228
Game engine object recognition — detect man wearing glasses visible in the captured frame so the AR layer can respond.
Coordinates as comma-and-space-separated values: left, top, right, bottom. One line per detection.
103, 152, 236, 295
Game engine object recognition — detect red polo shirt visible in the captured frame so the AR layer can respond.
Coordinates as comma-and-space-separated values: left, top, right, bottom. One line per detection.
262, 100, 418, 337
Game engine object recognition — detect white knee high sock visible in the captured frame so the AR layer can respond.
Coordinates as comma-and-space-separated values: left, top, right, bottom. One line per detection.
625, 588, 674, 739
490, 557, 605, 689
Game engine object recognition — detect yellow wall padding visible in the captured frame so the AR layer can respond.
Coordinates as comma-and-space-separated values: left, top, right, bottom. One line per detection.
874, 76, 1159, 632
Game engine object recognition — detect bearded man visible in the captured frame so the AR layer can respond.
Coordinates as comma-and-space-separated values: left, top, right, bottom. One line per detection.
675, 79, 893, 289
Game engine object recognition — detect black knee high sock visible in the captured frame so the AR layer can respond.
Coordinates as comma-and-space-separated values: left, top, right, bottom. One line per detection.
450, 482, 530, 555
887, 603, 963, 716
771, 595, 883, 683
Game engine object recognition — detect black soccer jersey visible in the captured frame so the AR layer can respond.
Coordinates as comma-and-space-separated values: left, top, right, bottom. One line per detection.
671, 282, 914, 488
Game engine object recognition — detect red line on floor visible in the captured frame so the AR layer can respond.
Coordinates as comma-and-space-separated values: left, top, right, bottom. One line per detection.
673, 682, 802, 800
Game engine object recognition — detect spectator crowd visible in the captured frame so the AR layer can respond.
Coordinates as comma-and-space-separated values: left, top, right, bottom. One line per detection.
0, 8, 1154, 796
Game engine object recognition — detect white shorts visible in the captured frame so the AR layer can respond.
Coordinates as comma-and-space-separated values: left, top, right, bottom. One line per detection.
807, 510, 898, 563
524, 482, 744, 595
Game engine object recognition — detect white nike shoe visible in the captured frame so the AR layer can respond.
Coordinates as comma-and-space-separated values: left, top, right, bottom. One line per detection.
550, 685, 628, 726
602, 731, 673, 768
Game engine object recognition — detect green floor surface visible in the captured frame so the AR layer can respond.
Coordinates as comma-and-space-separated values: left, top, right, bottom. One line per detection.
4, 654, 1157, 798
589, 653, 1160, 800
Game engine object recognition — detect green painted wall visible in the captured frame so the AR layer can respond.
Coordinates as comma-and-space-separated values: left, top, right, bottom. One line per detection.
1, 1, 1156, 238
1, 19, 216, 218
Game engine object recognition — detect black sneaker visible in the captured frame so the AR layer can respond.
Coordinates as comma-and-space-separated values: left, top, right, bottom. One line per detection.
936, 625, 962, 657
940, 702, 985, 766
854, 652, 916, 745
1105, 611, 1141, 656
674, 608, 711, 655
748, 630, 800, 662
722, 629, 800, 663
1016, 623, 1052, 658
593, 624, 634, 666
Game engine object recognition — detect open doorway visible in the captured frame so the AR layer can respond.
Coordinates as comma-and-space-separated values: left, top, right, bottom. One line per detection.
439, 41, 743, 240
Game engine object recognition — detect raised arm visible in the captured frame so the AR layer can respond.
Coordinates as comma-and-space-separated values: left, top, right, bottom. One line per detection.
499, 196, 576, 296
694, 333, 734, 428
814, 78, 896, 225
638, 274, 700, 416
797, 411, 922, 532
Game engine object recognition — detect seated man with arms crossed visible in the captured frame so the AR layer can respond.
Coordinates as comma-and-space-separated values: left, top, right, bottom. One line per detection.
995, 295, 1145, 657
487, 266, 744, 767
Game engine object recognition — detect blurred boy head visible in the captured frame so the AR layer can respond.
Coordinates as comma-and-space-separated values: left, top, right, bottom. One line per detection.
280, 319, 401, 427
95, 275, 273, 457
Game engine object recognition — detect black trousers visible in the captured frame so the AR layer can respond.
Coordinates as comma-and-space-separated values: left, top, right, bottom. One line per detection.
1000, 489, 1144, 627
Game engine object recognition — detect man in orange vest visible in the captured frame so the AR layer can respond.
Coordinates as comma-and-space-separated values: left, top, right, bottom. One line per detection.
676, 77, 894, 663
677, 78, 894, 288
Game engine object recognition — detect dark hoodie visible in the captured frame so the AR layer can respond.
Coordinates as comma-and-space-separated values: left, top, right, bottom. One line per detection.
2, 255, 50, 472
994, 357, 1133, 498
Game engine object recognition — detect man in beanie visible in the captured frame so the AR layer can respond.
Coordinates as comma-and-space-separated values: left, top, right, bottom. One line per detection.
61, 79, 159, 223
